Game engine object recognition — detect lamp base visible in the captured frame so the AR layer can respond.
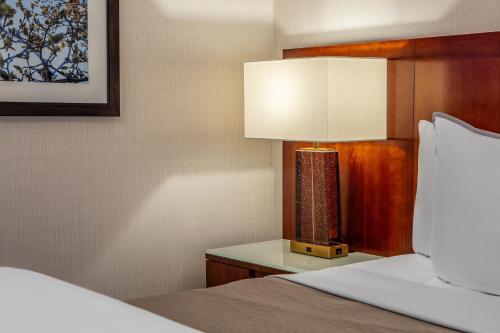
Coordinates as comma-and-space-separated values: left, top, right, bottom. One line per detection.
290, 240, 348, 259
295, 148, 342, 245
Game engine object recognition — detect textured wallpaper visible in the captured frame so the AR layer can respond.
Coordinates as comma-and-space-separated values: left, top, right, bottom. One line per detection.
0, 0, 278, 300
274, 0, 500, 50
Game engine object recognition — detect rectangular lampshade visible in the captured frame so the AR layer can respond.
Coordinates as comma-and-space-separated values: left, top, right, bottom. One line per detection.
244, 57, 388, 142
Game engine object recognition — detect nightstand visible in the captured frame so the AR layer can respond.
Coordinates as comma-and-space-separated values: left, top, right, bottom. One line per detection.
205, 239, 381, 287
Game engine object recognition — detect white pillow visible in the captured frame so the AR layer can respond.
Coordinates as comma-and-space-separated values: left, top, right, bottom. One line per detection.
431, 112, 500, 295
412, 120, 437, 257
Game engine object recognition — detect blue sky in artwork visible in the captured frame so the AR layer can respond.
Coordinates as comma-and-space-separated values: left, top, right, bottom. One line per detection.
0, 0, 89, 83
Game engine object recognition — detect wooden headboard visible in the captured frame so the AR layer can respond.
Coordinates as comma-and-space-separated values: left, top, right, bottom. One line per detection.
282, 31, 500, 256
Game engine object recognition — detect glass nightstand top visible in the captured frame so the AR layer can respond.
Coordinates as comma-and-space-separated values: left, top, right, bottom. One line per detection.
206, 239, 382, 273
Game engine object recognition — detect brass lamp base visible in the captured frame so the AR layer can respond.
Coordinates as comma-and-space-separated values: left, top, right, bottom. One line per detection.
290, 240, 348, 259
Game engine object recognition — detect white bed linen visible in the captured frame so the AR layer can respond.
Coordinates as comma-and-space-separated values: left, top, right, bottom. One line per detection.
279, 255, 500, 333
431, 113, 500, 295
0, 267, 200, 333
413, 120, 437, 257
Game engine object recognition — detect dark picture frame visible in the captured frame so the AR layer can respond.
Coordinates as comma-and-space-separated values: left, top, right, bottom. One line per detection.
0, 0, 120, 117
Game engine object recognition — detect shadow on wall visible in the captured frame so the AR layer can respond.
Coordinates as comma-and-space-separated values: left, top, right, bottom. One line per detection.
274, 0, 500, 49
0, 0, 277, 300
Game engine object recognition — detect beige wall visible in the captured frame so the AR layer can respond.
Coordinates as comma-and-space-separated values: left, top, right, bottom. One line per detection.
0, 0, 279, 300
272, 0, 500, 230
274, 0, 500, 50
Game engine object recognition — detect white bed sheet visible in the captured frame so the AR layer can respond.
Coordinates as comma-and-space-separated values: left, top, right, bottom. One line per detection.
0, 267, 200, 333
279, 254, 500, 333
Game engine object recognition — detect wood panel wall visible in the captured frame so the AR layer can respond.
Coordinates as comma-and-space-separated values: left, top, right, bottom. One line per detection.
282, 32, 500, 256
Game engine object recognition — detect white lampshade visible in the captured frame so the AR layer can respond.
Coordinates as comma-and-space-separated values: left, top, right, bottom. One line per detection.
244, 57, 388, 142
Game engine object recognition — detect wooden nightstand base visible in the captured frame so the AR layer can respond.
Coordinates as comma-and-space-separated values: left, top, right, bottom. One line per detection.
206, 254, 290, 288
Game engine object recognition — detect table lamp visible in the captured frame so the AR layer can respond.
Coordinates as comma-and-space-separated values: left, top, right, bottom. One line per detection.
244, 57, 387, 259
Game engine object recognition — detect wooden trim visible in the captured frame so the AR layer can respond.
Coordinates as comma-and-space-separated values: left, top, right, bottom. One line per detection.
284, 31, 500, 60
0, 0, 120, 117
205, 254, 292, 275
414, 32, 500, 58
387, 59, 415, 140
206, 260, 251, 288
284, 39, 415, 59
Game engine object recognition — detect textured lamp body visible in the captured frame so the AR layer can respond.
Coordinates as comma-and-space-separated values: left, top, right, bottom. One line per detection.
295, 148, 342, 245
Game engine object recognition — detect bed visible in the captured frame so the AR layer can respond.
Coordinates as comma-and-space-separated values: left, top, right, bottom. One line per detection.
3, 254, 498, 332
0, 267, 200, 333
130, 254, 500, 333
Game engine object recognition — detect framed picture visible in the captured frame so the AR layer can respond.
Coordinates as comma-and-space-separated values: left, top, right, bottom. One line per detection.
0, 0, 119, 116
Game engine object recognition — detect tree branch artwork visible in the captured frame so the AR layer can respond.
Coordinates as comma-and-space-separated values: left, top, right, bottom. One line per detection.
0, 0, 88, 84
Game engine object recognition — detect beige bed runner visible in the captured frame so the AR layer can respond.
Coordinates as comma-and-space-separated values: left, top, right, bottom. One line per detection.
129, 277, 457, 333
